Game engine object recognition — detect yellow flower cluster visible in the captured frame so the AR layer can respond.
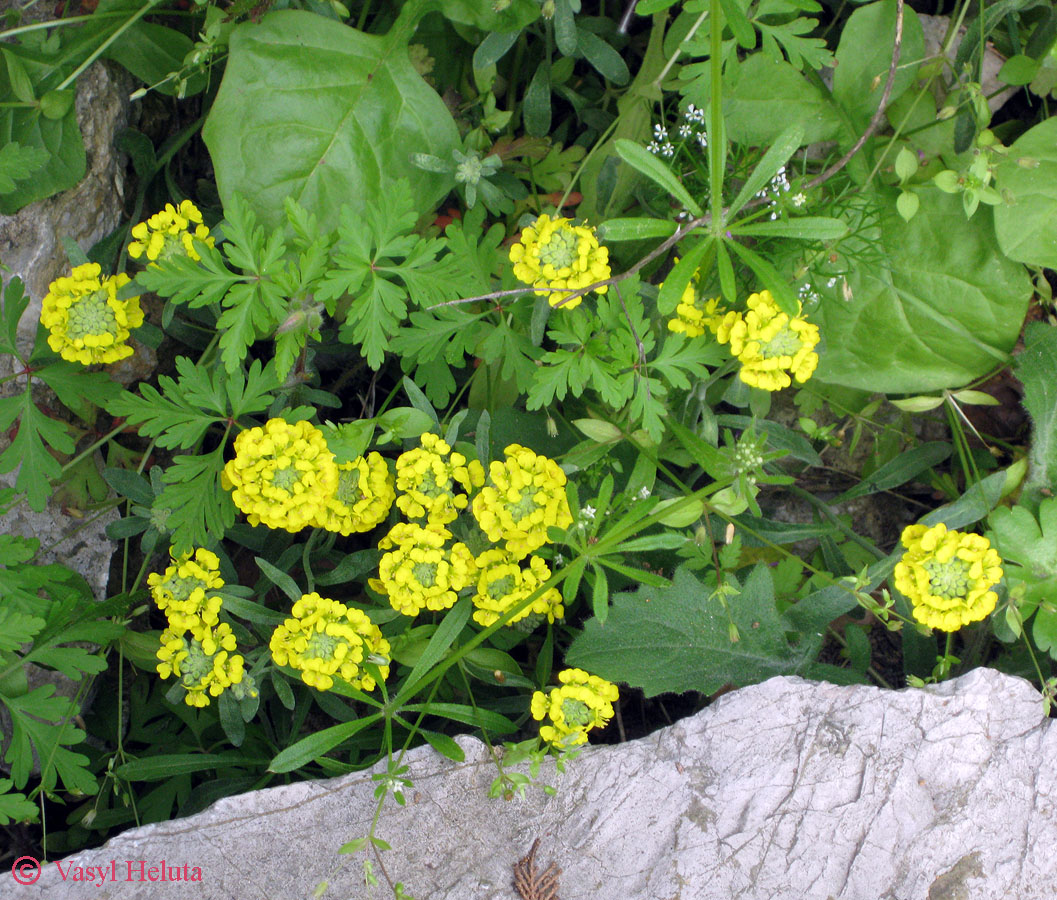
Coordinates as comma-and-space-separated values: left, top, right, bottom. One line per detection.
720, 290, 820, 392
894, 523, 1003, 632
371, 434, 569, 628
371, 522, 477, 616
315, 452, 396, 535
664, 263, 734, 339
128, 200, 214, 264
157, 620, 246, 708
40, 263, 144, 366
270, 592, 390, 692
530, 668, 619, 747
147, 547, 224, 632
395, 433, 483, 525
471, 550, 564, 628
223, 418, 339, 532
509, 213, 610, 309
149, 547, 253, 707
223, 419, 396, 535
472, 444, 574, 558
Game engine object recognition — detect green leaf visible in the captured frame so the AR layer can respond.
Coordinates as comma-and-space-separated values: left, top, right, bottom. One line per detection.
998, 54, 1040, 86
656, 238, 712, 314
255, 557, 303, 604
0, 781, 37, 826
597, 218, 678, 241
202, 10, 460, 232
814, 190, 1031, 392
993, 116, 1057, 269
577, 29, 629, 85
523, 58, 552, 137
554, 0, 578, 56
566, 565, 818, 696
0, 277, 29, 355
473, 30, 520, 70
0, 82, 84, 213
395, 599, 471, 705
728, 122, 803, 216
832, 0, 925, 130
731, 217, 848, 240
1016, 322, 1057, 510
0, 141, 47, 194
724, 53, 841, 146
102, 22, 204, 97
0, 390, 74, 511
614, 138, 702, 217
156, 449, 235, 555
726, 239, 800, 316
3, 49, 34, 103
114, 753, 256, 782
831, 441, 951, 503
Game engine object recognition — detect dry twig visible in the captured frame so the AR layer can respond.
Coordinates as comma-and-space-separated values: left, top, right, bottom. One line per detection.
513, 838, 561, 900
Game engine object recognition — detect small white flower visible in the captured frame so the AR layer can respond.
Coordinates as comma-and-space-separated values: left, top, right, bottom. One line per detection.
647, 141, 661, 155
696, 131, 708, 148
653, 124, 668, 140
554, 553, 564, 566
791, 192, 807, 207
661, 142, 675, 158
638, 486, 651, 499
826, 277, 837, 288
582, 505, 597, 520
678, 123, 692, 138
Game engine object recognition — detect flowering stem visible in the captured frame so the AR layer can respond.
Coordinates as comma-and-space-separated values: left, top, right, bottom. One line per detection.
55, 0, 165, 93
708, 0, 724, 232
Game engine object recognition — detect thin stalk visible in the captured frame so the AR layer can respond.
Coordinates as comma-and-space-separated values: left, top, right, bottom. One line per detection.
55, 0, 165, 92
708, 0, 724, 231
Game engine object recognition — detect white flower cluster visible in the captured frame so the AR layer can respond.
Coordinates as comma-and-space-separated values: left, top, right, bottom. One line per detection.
646, 105, 709, 158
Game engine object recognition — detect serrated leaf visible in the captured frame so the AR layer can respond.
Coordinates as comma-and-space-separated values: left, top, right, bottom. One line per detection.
0, 391, 74, 510
1016, 322, 1057, 508
566, 565, 817, 696
0, 141, 47, 194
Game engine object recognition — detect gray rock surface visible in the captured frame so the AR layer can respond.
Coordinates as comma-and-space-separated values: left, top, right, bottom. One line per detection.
13, 668, 1056, 900
0, 59, 131, 359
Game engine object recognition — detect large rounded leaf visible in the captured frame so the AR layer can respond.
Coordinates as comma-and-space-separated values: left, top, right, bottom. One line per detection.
814, 190, 1031, 393
993, 116, 1057, 268
202, 10, 459, 231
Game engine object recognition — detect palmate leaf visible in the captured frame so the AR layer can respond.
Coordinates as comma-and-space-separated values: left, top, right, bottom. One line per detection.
2, 686, 95, 794
0, 389, 74, 510
156, 447, 235, 555
0, 140, 47, 194
319, 182, 467, 369
566, 564, 820, 696
109, 358, 278, 450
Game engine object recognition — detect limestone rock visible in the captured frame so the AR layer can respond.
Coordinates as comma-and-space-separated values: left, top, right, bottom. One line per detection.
0, 60, 131, 360
19, 668, 1057, 900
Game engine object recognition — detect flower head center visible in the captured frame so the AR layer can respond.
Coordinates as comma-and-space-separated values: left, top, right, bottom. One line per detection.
455, 154, 484, 185
305, 631, 340, 660
561, 697, 592, 728
539, 230, 578, 270
413, 561, 438, 588
180, 639, 213, 686
487, 574, 516, 600
336, 467, 364, 505
923, 557, 972, 600
65, 289, 118, 341
506, 492, 539, 523
759, 322, 802, 359
272, 465, 300, 492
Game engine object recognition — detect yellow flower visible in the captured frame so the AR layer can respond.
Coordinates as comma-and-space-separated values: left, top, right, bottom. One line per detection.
372, 521, 477, 617
509, 213, 610, 309
313, 452, 395, 535
222, 418, 339, 533
270, 592, 390, 692
530, 668, 619, 747
894, 523, 1003, 632
472, 444, 573, 559
722, 290, 819, 391
395, 432, 484, 526
157, 620, 246, 708
128, 200, 214, 264
664, 263, 728, 338
147, 547, 224, 632
471, 549, 564, 628
40, 263, 143, 366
